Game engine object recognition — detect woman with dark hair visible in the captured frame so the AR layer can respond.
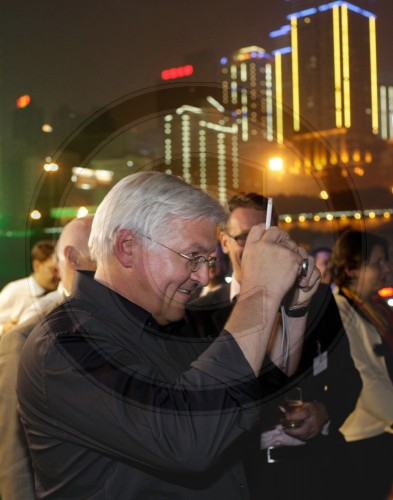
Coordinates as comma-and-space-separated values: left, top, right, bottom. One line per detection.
332, 229, 393, 500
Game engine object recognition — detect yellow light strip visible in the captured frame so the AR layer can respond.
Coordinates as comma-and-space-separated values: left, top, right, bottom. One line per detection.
240, 63, 247, 82
275, 52, 284, 144
290, 17, 300, 131
341, 5, 351, 128
369, 16, 379, 134
266, 64, 274, 141
333, 6, 343, 128
380, 86, 387, 140
389, 86, 393, 139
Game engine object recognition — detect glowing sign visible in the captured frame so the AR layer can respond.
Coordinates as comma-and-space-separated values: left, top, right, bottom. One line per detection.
161, 65, 194, 80
16, 95, 31, 108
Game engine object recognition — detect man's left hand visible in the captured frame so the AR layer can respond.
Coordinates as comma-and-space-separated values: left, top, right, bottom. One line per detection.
284, 251, 321, 309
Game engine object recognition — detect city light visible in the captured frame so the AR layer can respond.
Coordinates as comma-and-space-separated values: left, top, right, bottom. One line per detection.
77, 207, 89, 218
30, 210, 41, 220
233, 46, 266, 62
43, 162, 59, 172
269, 25, 291, 39
290, 16, 300, 131
71, 167, 114, 190
16, 94, 31, 108
277, 208, 393, 225
161, 64, 194, 80
379, 287, 393, 298
369, 16, 379, 134
206, 96, 225, 112
319, 190, 329, 200
269, 157, 284, 171
274, 52, 284, 144
42, 124, 53, 133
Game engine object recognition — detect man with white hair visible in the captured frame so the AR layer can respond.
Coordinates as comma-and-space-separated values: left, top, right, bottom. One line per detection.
0, 215, 95, 500
17, 172, 319, 499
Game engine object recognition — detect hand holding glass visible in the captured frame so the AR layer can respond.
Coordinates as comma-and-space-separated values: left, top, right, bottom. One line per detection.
280, 387, 305, 429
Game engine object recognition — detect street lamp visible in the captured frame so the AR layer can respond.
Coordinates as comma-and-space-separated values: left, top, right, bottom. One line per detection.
269, 157, 284, 171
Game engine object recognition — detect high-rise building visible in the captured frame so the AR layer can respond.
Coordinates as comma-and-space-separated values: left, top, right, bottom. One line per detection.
269, 1, 387, 197
220, 46, 275, 143
162, 0, 391, 205
163, 102, 240, 205
271, 2, 379, 135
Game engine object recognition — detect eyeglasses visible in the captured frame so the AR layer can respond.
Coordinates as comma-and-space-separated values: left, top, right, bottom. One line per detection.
226, 232, 249, 247
142, 235, 217, 272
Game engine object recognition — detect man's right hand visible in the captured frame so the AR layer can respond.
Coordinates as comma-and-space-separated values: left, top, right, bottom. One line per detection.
224, 224, 315, 375
239, 224, 311, 304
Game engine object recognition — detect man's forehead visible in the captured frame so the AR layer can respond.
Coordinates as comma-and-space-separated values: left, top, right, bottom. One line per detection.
172, 218, 217, 248
228, 207, 267, 227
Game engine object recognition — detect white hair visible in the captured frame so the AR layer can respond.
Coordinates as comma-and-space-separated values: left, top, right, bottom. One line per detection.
89, 172, 228, 262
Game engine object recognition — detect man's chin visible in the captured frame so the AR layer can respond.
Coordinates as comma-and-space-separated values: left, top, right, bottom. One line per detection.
155, 304, 186, 326
168, 304, 187, 324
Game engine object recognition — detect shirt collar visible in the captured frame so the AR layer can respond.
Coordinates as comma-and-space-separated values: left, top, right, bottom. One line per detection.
72, 270, 181, 337
230, 275, 240, 301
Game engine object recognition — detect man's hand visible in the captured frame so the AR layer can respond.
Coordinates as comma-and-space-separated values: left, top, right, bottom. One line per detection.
283, 249, 321, 310
283, 401, 329, 441
225, 225, 310, 374
239, 225, 311, 303
225, 225, 319, 375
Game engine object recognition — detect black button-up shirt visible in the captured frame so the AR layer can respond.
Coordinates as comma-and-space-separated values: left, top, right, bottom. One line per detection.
17, 271, 265, 499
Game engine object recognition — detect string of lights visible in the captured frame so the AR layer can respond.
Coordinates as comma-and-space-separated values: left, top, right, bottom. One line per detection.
280, 208, 393, 224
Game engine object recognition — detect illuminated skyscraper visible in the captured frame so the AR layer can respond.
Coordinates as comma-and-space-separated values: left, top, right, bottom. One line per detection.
271, 1, 379, 136
269, 1, 384, 192
220, 46, 275, 143
163, 102, 239, 205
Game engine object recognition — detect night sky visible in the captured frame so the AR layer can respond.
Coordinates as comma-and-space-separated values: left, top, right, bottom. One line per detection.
1, 0, 392, 121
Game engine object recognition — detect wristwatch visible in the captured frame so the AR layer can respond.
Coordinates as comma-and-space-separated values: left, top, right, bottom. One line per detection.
283, 305, 309, 317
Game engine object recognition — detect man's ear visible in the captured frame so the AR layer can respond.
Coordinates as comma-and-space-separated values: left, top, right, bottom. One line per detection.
114, 229, 134, 268
64, 245, 79, 269
220, 231, 230, 255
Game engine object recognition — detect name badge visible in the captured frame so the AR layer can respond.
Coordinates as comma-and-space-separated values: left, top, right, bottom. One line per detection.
313, 351, 328, 375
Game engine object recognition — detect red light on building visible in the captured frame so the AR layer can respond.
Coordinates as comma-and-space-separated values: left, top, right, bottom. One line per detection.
161, 64, 194, 80
16, 94, 31, 109
378, 287, 393, 298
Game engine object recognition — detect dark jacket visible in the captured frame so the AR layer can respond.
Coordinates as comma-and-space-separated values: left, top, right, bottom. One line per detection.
17, 271, 268, 500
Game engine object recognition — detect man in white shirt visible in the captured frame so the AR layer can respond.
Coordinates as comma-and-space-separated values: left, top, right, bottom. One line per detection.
0, 240, 59, 334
